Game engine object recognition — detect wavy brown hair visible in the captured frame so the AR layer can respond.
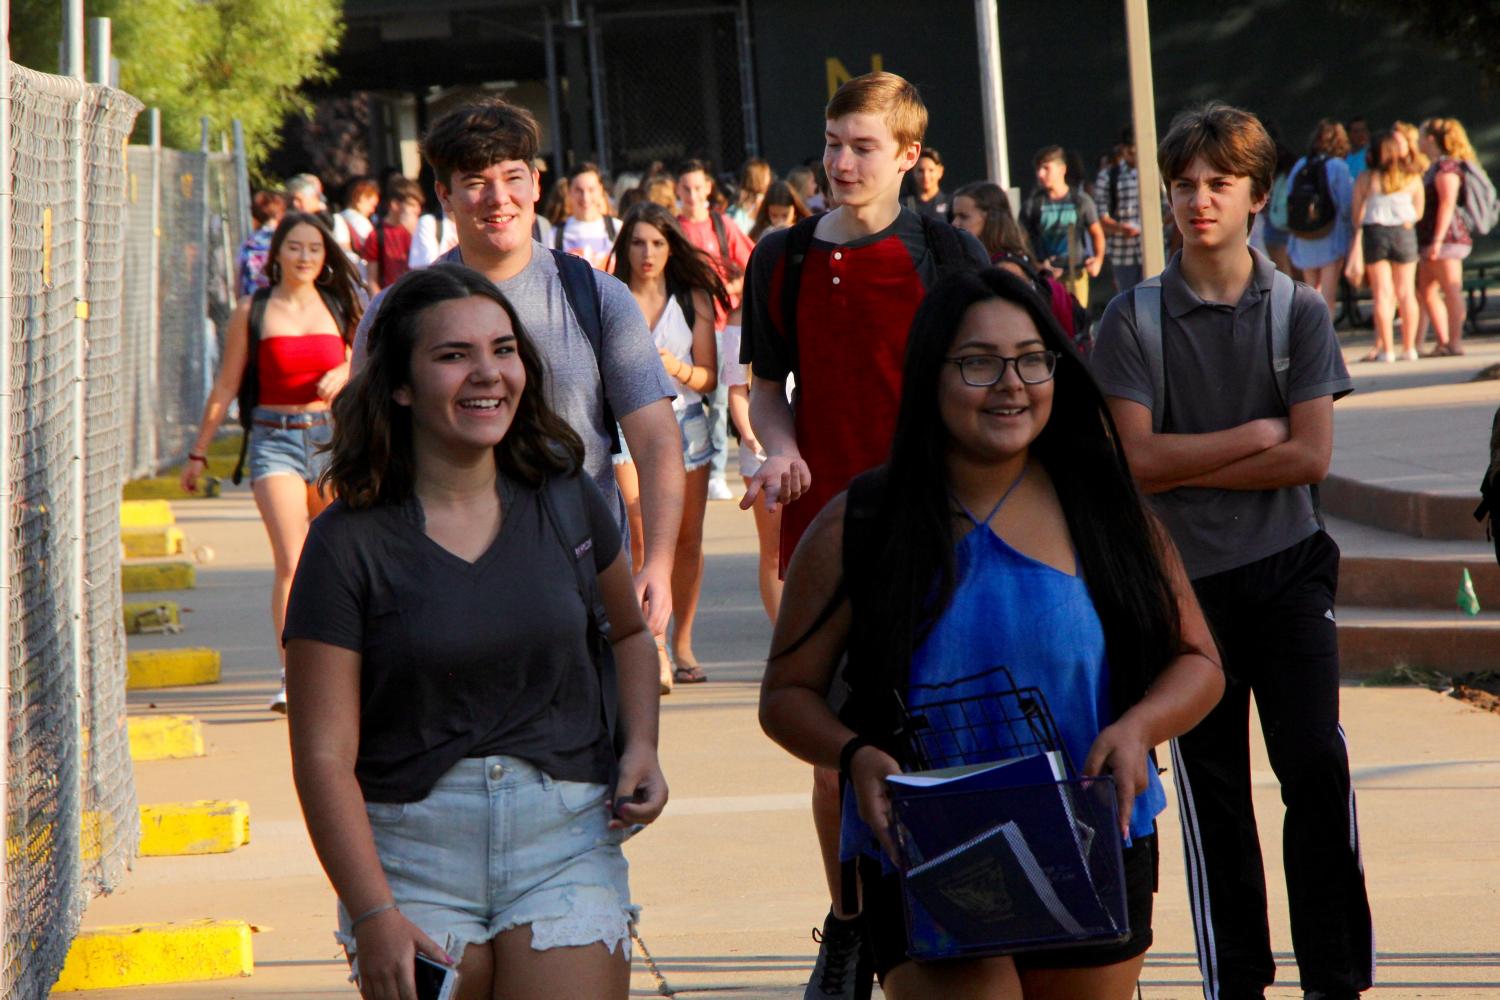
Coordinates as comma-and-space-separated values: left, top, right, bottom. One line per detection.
264, 212, 365, 342
323, 263, 583, 507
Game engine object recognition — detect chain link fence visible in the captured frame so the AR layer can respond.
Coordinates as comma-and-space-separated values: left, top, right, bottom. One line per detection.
597, 6, 750, 176
120, 140, 246, 478
2, 61, 142, 998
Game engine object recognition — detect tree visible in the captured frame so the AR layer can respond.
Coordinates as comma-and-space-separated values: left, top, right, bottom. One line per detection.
9, 0, 343, 172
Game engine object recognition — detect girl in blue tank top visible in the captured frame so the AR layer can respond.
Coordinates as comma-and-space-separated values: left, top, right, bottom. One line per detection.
761, 268, 1225, 999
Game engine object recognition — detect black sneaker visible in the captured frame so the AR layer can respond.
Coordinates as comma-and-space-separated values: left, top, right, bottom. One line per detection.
805, 910, 872, 1000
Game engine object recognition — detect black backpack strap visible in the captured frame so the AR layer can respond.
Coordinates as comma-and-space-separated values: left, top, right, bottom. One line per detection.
1108, 163, 1121, 219
537, 473, 622, 779
553, 222, 565, 251
918, 211, 971, 273
605, 215, 618, 240
552, 249, 620, 454
532, 218, 542, 243
779, 214, 824, 377
669, 278, 696, 332
231, 289, 272, 485
711, 211, 730, 262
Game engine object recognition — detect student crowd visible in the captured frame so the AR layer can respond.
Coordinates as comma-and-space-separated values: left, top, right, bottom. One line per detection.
185, 73, 1498, 1000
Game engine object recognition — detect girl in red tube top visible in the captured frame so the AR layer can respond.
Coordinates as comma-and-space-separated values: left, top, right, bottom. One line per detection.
181, 211, 365, 712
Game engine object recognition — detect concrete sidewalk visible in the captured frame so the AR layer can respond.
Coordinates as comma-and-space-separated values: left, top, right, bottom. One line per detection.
77, 480, 1500, 998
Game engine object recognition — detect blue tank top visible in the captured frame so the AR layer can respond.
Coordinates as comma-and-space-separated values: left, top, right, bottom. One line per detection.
840, 493, 1166, 865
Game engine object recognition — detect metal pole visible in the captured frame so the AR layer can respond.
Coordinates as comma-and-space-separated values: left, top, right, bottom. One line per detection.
231, 119, 251, 249
0, 0, 16, 942
61, 0, 83, 77
974, 0, 1010, 190
67, 0, 88, 900
542, 7, 565, 178
735, 0, 760, 158
146, 109, 161, 471
86, 16, 109, 85
584, 5, 609, 175
1124, 0, 1165, 274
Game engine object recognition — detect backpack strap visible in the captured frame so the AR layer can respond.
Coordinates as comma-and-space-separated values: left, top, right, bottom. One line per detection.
231, 289, 272, 485
551, 249, 621, 454
1108, 163, 1121, 219
710, 211, 730, 262
532, 218, 542, 243
779, 213, 824, 377
1268, 269, 1295, 411
553, 222, 565, 251
537, 473, 622, 778
918, 211, 971, 272
1130, 276, 1167, 434
668, 278, 696, 333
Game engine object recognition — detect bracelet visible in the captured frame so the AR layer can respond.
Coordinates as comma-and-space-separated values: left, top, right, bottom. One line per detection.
838, 736, 872, 780
348, 902, 397, 932
187, 452, 207, 463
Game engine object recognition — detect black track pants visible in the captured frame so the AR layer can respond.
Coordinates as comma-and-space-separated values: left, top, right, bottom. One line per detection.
1171, 531, 1374, 999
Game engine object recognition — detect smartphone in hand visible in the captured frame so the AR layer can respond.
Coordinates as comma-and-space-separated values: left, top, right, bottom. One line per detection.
414, 953, 459, 1000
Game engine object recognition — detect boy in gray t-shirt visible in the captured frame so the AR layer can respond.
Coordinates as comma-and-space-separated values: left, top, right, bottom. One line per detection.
1092, 104, 1372, 1000
352, 98, 683, 639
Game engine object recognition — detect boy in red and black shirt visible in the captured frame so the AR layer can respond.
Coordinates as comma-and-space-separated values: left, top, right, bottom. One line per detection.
738, 71, 986, 1000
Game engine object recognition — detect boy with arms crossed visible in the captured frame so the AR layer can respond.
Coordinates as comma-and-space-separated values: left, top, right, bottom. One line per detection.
1092, 103, 1373, 1000
740, 72, 986, 999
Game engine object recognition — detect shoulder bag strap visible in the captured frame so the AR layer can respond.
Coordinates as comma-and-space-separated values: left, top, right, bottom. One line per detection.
1131, 276, 1166, 434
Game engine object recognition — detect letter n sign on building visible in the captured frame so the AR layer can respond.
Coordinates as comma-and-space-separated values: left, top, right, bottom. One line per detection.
750, 0, 985, 185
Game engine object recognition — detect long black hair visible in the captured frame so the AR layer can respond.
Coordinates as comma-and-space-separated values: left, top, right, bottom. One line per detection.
610, 202, 730, 313
861, 268, 1182, 713
324, 263, 583, 507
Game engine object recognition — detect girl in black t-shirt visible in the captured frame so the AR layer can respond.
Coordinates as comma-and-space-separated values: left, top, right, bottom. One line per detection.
285, 263, 666, 1000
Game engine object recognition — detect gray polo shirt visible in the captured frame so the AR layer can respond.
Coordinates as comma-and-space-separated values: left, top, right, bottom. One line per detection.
352, 243, 675, 532
1091, 248, 1353, 579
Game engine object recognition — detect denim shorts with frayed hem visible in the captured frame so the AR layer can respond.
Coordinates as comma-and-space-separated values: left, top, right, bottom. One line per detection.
246, 407, 332, 484
334, 756, 637, 981
677, 401, 716, 473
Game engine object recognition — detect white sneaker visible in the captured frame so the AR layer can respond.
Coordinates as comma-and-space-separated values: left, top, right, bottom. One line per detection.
707, 477, 734, 501
1401, 348, 1419, 361
269, 684, 287, 714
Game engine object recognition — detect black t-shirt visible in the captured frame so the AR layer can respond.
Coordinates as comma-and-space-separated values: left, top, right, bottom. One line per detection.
283, 472, 623, 802
905, 190, 951, 220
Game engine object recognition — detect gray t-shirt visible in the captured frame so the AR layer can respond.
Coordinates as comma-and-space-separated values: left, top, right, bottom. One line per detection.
1091, 248, 1353, 579
282, 473, 623, 802
352, 243, 675, 530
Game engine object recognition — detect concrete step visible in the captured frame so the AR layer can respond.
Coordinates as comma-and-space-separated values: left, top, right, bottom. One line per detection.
1319, 474, 1485, 541
1336, 606, 1500, 678
1325, 515, 1499, 609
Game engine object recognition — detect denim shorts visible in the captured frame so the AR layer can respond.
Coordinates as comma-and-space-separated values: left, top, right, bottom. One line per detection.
677, 401, 715, 472
335, 756, 636, 978
246, 407, 332, 484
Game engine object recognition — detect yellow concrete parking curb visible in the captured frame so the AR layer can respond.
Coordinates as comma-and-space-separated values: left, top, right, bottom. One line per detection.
122, 600, 182, 635
126, 648, 221, 690
139, 800, 251, 856
122, 526, 186, 558
127, 715, 205, 760
121, 561, 196, 593
53, 919, 253, 991
119, 499, 176, 528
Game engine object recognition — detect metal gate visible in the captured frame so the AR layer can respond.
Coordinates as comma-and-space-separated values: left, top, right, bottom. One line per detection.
590, 3, 759, 177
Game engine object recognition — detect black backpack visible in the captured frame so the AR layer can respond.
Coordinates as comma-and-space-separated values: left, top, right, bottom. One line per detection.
778, 212, 977, 372
1285, 155, 1337, 237
231, 287, 348, 485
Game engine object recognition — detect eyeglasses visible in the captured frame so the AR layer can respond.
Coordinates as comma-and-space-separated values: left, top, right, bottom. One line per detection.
945, 351, 1059, 387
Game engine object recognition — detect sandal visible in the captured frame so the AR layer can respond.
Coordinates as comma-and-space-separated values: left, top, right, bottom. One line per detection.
673, 663, 708, 684
656, 639, 673, 696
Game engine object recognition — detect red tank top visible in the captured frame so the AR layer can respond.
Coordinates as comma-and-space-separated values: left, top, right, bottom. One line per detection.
257, 334, 346, 405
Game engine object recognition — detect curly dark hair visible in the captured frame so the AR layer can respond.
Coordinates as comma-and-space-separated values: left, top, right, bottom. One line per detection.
323, 263, 583, 507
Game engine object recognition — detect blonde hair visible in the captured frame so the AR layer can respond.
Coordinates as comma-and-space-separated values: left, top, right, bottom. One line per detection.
1370, 130, 1419, 195
1423, 117, 1477, 163
825, 71, 928, 151
1393, 120, 1429, 173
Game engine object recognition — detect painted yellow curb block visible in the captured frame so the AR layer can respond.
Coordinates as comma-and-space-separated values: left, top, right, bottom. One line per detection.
122, 600, 181, 634
126, 648, 221, 690
120, 499, 176, 528
128, 715, 205, 760
122, 526, 186, 558
139, 800, 250, 856
122, 561, 196, 593
53, 919, 253, 990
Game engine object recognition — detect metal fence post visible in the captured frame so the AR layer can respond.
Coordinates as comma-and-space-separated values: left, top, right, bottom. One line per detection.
1124, 0, 1165, 275
585, 5, 609, 175
67, 0, 89, 918
146, 109, 162, 471
735, 0, 760, 158
231, 119, 251, 247
0, 0, 15, 953
974, 0, 1011, 190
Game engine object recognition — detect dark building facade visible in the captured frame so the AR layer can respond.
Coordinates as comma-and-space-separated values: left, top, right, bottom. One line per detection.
315, 0, 1496, 196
